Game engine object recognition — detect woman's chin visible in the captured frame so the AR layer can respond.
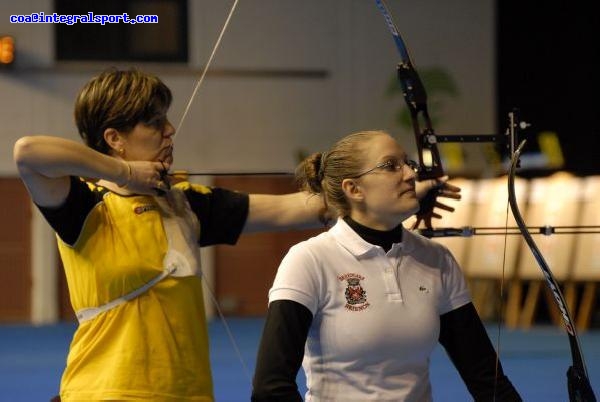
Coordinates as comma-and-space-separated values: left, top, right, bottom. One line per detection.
407, 199, 421, 215
160, 154, 174, 165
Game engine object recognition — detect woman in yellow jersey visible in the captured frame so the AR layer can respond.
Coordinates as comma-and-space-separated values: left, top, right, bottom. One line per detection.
13, 69, 457, 401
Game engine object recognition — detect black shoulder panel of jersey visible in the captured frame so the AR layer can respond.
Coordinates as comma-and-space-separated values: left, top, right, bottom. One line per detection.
37, 176, 104, 246
184, 185, 249, 246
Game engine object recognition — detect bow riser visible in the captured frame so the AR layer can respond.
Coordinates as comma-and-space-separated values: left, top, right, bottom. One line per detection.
375, 0, 445, 178
375, 0, 445, 229
396, 65, 444, 180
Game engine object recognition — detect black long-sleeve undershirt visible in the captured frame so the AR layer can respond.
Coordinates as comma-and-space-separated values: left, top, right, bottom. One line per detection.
251, 300, 522, 401
439, 302, 522, 401
252, 300, 311, 402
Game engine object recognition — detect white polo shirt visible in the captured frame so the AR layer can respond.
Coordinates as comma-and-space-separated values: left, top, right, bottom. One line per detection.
269, 218, 471, 402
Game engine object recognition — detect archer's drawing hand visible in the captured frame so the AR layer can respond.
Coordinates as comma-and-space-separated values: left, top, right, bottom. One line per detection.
118, 160, 171, 196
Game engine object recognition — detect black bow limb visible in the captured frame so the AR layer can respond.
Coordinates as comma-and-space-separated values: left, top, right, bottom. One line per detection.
509, 140, 596, 402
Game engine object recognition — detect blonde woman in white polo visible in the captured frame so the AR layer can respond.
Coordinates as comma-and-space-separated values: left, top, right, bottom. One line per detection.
252, 131, 522, 402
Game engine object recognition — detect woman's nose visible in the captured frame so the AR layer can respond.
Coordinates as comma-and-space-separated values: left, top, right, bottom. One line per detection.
403, 162, 417, 179
163, 120, 175, 137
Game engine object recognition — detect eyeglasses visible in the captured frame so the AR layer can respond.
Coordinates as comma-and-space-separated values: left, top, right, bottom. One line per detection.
352, 158, 420, 178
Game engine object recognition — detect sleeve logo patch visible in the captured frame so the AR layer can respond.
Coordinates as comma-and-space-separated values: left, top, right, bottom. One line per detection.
134, 204, 158, 214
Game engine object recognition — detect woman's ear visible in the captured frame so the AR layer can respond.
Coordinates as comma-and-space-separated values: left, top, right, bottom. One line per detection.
341, 178, 364, 202
103, 128, 125, 157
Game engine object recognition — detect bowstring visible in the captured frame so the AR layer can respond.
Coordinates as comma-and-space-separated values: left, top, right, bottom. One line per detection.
495, 183, 512, 401
174, 0, 240, 138
171, 0, 252, 384
200, 269, 252, 381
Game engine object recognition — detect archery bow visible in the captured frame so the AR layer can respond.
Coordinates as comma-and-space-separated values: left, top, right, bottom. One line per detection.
375, 1, 597, 400
508, 140, 597, 402
374, 0, 445, 229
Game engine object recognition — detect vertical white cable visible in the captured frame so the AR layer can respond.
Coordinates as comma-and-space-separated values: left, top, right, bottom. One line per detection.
175, 0, 240, 137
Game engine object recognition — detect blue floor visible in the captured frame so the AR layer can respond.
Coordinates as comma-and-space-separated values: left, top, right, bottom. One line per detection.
1, 319, 599, 401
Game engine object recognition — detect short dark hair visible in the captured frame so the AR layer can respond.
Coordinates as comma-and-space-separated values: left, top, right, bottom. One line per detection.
74, 68, 172, 154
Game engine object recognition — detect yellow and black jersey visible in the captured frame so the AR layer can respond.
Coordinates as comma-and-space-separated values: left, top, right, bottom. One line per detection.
37, 177, 249, 401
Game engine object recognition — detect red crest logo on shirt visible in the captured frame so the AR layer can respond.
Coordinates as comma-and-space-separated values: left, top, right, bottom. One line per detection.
338, 273, 370, 311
